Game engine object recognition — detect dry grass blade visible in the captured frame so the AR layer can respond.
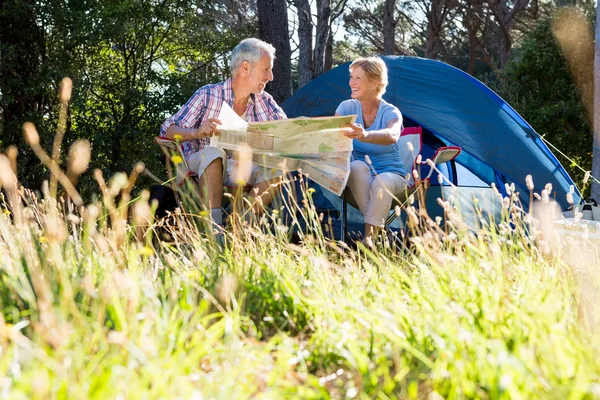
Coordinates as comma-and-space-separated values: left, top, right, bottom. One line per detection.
22, 122, 83, 206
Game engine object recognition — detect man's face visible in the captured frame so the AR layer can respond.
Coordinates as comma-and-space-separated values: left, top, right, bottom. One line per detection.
247, 53, 274, 94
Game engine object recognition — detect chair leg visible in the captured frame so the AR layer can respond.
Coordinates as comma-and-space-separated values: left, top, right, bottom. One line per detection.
342, 190, 348, 244
386, 226, 412, 254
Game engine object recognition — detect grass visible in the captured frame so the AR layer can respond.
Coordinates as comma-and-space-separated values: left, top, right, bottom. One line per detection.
0, 171, 599, 399
1, 81, 599, 398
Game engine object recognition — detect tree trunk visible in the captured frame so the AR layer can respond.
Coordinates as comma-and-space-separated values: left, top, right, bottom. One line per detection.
424, 0, 448, 59
383, 0, 397, 55
295, 0, 313, 88
488, 0, 530, 69
591, 1, 600, 199
313, 0, 331, 78
325, 31, 334, 71
257, 0, 292, 104
499, 30, 512, 69
464, 0, 485, 75
467, 31, 477, 74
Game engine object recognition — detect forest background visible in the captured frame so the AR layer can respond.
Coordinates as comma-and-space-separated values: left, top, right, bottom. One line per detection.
0, 0, 597, 198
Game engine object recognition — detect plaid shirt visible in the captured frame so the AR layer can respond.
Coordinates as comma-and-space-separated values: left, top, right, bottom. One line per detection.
160, 78, 287, 158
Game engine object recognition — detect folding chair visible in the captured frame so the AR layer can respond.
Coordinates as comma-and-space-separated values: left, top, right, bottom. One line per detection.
341, 126, 461, 243
154, 137, 201, 189
154, 137, 252, 209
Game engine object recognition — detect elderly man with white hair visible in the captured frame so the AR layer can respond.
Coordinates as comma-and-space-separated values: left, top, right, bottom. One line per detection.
160, 38, 286, 227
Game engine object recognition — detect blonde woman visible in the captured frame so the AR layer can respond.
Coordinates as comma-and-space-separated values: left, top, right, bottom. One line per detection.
335, 57, 408, 241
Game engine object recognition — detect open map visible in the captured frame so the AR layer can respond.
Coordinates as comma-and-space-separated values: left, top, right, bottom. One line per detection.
210, 102, 355, 196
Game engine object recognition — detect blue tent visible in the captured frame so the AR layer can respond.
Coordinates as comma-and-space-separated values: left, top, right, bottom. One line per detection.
282, 56, 580, 226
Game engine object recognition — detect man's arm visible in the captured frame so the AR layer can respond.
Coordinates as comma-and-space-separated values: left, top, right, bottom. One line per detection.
160, 87, 222, 142
164, 118, 222, 142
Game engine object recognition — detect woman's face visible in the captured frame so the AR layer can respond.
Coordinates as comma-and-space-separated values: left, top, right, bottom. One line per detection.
349, 66, 380, 100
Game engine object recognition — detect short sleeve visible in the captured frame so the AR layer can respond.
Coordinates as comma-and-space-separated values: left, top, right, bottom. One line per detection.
335, 100, 355, 116
382, 104, 403, 127
268, 97, 287, 120
160, 88, 207, 137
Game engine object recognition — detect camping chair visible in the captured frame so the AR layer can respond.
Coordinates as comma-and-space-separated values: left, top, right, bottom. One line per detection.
154, 137, 253, 210
341, 126, 461, 244
154, 137, 200, 189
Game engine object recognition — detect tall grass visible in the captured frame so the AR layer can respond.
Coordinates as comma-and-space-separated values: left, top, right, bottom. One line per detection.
0, 80, 599, 399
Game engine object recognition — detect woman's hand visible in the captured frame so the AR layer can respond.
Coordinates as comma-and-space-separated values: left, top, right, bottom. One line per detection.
196, 117, 222, 138
344, 123, 369, 141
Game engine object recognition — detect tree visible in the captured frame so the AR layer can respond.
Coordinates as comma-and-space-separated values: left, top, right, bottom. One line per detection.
0, 0, 90, 189
257, 0, 292, 103
294, 0, 348, 89
422, 0, 458, 59
592, 0, 600, 198
462, 0, 492, 73
496, 18, 592, 188
344, 0, 413, 55
383, 0, 398, 54
325, 1, 348, 71
487, 0, 533, 68
313, 0, 332, 77
0, 0, 253, 197
295, 0, 314, 87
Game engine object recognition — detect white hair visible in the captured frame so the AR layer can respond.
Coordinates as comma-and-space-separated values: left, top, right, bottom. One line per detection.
230, 38, 276, 75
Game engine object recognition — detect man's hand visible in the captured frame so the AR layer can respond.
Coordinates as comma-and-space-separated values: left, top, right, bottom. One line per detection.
344, 123, 369, 141
196, 117, 222, 138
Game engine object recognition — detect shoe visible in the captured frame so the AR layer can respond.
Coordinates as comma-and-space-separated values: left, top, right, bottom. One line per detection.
361, 236, 376, 250
213, 232, 226, 249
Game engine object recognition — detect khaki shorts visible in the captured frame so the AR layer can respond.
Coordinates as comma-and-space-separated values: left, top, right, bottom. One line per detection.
225, 159, 282, 186
185, 147, 281, 187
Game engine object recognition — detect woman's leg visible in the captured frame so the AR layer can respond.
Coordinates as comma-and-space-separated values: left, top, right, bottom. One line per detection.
346, 160, 373, 215
364, 172, 408, 238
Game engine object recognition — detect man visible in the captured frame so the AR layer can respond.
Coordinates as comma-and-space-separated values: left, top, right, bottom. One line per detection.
160, 38, 287, 227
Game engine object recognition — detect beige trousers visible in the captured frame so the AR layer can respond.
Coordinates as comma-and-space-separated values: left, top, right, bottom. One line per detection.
346, 160, 408, 227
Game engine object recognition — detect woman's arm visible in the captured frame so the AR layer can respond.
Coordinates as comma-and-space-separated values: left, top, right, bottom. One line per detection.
340, 117, 402, 145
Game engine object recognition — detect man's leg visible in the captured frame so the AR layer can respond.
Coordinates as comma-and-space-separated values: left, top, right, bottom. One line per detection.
187, 147, 226, 226
223, 160, 283, 224
249, 178, 279, 215
198, 158, 223, 225
250, 163, 286, 216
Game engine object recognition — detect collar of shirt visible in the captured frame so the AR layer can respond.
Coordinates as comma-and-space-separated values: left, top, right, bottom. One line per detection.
222, 78, 255, 111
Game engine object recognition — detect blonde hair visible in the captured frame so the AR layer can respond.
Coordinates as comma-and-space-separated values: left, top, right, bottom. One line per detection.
349, 57, 388, 97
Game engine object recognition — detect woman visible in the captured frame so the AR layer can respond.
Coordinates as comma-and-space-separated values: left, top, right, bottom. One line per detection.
335, 57, 408, 241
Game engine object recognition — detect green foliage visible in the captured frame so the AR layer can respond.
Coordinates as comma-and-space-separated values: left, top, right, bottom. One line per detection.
0, 0, 253, 198
331, 37, 377, 66
0, 0, 77, 187
493, 18, 593, 190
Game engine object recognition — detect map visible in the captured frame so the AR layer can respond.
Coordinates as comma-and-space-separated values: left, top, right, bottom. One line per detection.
210, 102, 355, 196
